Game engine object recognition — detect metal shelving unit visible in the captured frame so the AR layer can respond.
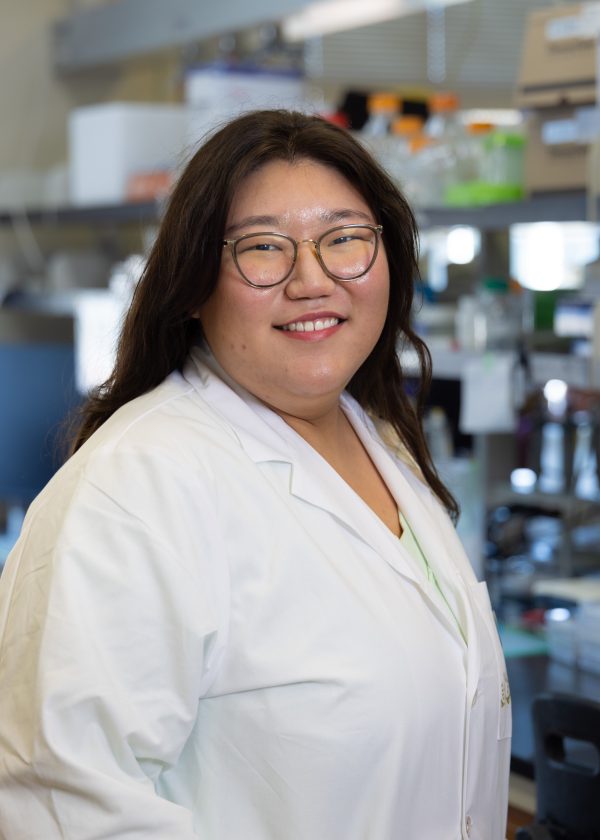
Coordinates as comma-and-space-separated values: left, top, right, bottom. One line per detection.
416, 190, 594, 230
0, 190, 593, 230
0, 200, 162, 227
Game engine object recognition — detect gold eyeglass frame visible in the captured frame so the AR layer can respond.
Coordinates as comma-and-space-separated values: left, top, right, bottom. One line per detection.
222, 223, 383, 288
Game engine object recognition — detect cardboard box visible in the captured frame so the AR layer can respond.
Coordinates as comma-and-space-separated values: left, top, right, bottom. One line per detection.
516, 3, 598, 109
69, 103, 188, 206
525, 107, 588, 192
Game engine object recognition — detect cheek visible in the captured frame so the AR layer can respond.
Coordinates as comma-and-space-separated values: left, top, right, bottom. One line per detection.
200, 281, 272, 355
363, 270, 390, 329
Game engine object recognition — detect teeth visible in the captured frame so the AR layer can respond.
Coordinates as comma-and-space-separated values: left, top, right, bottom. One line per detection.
282, 317, 339, 332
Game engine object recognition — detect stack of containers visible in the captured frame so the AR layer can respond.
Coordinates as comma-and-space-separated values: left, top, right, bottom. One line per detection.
516, 3, 599, 192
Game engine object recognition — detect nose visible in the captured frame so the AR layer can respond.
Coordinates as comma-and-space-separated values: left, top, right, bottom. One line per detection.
285, 240, 336, 299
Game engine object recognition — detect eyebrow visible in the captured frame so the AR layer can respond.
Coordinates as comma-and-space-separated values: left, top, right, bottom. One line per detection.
224, 208, 373, 237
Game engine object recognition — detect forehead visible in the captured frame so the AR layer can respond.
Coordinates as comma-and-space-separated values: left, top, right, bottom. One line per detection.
227, 159, 371, 226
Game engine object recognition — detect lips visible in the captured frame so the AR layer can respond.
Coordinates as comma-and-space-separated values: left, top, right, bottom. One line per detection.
273, 309, 347, 333
281, 317, 340, 333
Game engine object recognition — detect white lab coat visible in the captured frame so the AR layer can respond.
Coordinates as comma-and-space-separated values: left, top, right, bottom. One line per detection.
0, 348, 511, 840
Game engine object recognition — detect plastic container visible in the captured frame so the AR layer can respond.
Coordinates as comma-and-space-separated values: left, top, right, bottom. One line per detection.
425, 406, 454, 463
538, 421, 566, 494
405, 134, 439, 205
476, 276, 523, 350
455, 294, 484, 350
425, 92, 462, 142
545, 608, 578, 666
461, 121, 494, 182
363, 92, 400, 136
379, 115, 425, 186
482, 131, 525, 188
360, 92, 402, 183
423, 91, 467, 206
445, 130, 525, 206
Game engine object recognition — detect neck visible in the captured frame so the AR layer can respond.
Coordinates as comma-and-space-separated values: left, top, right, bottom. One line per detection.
275, 399, 355, 467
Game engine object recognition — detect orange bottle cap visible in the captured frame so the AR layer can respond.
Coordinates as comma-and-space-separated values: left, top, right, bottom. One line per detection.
429, 91, 459, 113
367, 92, 400, 113
409, 135, 433, 153
467, 121, 494, 135
391, 115, 424, 135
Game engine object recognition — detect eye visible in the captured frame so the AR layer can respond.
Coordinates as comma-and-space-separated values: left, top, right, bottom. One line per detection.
325, 228, 373, 247
245, 242, 280, 252
331, 234, 356, 246
237, 234, 288, 255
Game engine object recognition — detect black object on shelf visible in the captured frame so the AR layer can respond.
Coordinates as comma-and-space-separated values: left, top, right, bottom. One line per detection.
515, 692, 600, 840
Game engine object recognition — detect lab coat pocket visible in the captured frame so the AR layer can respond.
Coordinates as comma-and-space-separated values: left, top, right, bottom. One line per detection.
469, 581, 512, 741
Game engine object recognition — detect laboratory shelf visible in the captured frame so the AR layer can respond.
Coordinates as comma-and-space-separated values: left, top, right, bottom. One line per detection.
401, 346, 591, 388
0, 190, 594, 231
416, 190, 595, 231
0, 200, 163, 226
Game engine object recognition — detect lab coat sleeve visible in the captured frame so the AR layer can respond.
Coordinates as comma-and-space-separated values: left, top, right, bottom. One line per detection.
0, 444, 228, 839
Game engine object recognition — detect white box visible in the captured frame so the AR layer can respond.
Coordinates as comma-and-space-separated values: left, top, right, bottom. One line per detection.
183, 66, 313, 151
69, 102, 188, 206
184, 66, 307, 112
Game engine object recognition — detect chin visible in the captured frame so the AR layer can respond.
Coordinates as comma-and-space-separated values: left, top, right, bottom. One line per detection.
290, 366, 354, 399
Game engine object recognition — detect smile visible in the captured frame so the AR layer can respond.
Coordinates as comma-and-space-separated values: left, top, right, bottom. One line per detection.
280, 317, 340, 333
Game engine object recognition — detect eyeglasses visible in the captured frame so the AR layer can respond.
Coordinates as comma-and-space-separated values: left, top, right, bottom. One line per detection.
222, 223, 383, 288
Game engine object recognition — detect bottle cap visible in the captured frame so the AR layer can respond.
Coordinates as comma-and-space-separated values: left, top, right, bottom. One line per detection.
429, 91, 459, 113
409, 135, 433, 153
467, 121, 494, 135
391, 115, 424, 136
367, 92, 400, 113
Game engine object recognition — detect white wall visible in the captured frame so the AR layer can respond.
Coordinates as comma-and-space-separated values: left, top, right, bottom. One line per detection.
0, 1, 181, 174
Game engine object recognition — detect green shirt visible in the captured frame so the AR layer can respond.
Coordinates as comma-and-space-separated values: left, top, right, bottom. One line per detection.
399, 512, 467, 645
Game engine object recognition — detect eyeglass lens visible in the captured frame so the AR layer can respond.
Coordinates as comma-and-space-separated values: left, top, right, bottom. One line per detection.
234, 225, 378, 286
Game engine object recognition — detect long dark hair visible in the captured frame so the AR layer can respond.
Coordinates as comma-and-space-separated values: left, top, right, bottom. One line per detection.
70, 109, 458, 519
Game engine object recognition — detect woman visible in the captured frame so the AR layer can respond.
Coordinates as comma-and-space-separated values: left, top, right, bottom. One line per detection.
0, 110, 510, 839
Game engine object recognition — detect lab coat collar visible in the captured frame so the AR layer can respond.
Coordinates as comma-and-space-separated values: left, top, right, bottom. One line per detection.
185, 351, 414, 573
184, 348, 471, 607
185, 347, 293, 464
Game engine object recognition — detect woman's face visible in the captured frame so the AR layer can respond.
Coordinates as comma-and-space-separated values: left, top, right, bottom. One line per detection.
198, 158, 390, 419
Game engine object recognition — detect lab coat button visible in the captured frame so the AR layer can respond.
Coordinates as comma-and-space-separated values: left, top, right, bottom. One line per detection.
465, 815, 473, 836
471, 689, 479, 707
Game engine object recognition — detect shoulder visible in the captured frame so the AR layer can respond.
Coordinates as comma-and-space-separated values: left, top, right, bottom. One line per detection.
78, 368, 240, 469
26, 368, 244, 530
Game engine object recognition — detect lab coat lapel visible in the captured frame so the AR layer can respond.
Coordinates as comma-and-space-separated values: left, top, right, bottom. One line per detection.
187, 350, 466, 595
282, 441, 423, 586
341, 397, 452, 569
239, 395, 423, 585
342, 396, 476, 641
185, 350, 421, 584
